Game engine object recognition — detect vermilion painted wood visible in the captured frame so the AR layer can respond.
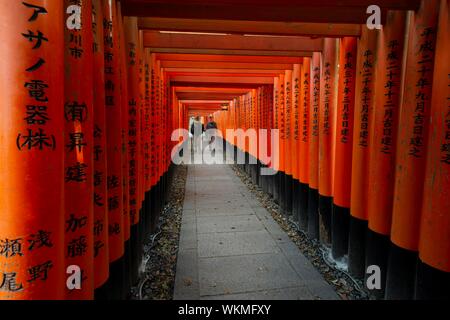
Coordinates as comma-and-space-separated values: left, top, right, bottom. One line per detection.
368, 10, 408, 236
122, 0, 416, 24
118, 2, 131, 243
391, 0, 441, 248
291, 64, 300, 181
124, 17, 142, 226
143, 32, 323, 52
419, 0, 449, 272
63, 0, 94, 300
138, 17, 361, 37
103, 0, 125, 263
156, 54, 303, 64
318, 39, 338, 198
350, 28, 378, 221
0, 0, 65, 300
308, 53, 321, 190
92, 0, 110, 290
284, 70, 293, 176
298, 59, 311, 185
332, 37, 357, 208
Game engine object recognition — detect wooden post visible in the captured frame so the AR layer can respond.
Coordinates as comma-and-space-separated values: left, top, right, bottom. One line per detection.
123, 15, 142, 288
63, 0, 95, 300
388, 0, 442, 299
298, 58, 311, 231
307, 52, 321, 240
0, 0, 65, 300
365, 10, 408, 299
416, 0, 450, 300
331, 37, 357, 260
103, 0, 124, 299
291, 64, 301, 223
348, 27, 378, 280
283, 70, 293, 216
319, 38, 339, 247
92, 0, 110, 296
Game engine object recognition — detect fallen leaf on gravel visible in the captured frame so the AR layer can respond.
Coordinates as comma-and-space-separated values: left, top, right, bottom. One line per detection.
183, 277, 193, 286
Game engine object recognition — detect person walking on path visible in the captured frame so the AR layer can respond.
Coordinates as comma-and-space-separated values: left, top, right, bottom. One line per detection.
190, 116, 204, 153
205, 115, 218, 151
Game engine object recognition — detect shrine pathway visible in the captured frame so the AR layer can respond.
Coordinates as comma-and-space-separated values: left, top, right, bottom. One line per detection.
174, 163, 338, 300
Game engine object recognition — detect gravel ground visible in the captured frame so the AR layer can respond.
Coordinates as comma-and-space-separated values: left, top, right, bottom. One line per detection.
130, 165, 187, 300
231, 164, 368, 300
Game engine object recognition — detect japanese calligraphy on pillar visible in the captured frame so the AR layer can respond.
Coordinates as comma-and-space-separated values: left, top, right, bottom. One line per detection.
340, 51, 355, 144
150, 56, 156, 187
91, 0, 108, 284
322, 63, 332, 137
103, 0, 124, 262
273, 80, 279, 130
279, 79, 285, 139
380, 40, 403, 154
293, 70, 300, 141
154, 63, 161, 182
312, 66, 320, 138
285, 76, 292, 141
127, 36, 139, 223
63, 0, 94, 298
302, 67, 311, 143
442, 73, 450, 165
358, 50, 375, 148
19, 3, 53, 153
0, 1, 66, 299
408, 28, 437, 158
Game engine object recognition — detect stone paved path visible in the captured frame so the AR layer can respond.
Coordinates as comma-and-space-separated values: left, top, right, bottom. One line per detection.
174, 164, 338, 300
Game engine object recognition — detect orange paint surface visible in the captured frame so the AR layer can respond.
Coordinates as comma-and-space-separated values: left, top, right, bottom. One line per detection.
0, 1, 65, 300
419, 0, 450, 272
118, 3, 130, 243
124, 17, 141, 226
284, 70, 293, 176
391, 0, 442, 247
92, 0, 109, 289
103, 0, 124, 263
299, 59, 311, 184
278, 74, 286, 173
308, 53, 321, 190
291, 64, 301, 180
63, 0, 94, 299
368, 11, 408, 236
350, 28, 378, 221
333, 37, 357, 208
319, 38, 338, 197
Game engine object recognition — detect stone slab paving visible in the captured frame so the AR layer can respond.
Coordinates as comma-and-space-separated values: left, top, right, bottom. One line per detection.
174, 164, 339, 300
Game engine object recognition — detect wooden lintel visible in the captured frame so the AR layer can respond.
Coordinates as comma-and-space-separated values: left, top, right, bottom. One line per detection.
144, 31, 323, 52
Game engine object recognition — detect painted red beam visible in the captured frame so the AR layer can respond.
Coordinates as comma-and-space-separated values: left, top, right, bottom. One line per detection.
123, 0, 418, 9
143, 31, 323, 52
168, 72, 282, 78
170, 76, 273, 84
177, 93, 243, 100
138, 17, 361, 37
175, 87, 251, 93
172, 82, 264, 89
156, 53, 302, 64
149, 48, 311, 56
161, 60, 294, 70
123, 1, 420, 23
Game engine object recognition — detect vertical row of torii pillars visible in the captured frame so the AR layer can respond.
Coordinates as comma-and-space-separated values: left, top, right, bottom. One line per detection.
0, 0, 448, 300
0, 0, 179, 300
212, 0, 449, 300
